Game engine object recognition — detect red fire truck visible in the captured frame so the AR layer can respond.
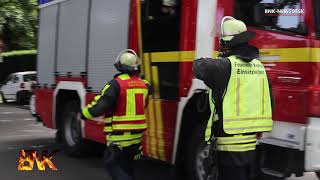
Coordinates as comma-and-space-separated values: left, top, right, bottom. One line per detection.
33, 0, 320, 179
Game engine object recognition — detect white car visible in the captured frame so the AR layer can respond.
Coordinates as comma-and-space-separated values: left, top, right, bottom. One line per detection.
0, 71, 37, 104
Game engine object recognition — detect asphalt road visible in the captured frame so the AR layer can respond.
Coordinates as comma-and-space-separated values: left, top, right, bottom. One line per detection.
0, 102, 173, 180
0, 102, 317, 180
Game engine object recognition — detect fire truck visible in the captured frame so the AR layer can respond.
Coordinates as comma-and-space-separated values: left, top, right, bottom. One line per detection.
34, 0, 320, 179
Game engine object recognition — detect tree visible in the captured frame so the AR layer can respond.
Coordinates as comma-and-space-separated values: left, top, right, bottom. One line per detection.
0, 0, 38, 51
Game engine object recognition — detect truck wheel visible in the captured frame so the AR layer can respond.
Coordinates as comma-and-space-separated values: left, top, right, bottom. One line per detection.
185, 120, 210, 180
61, 100, 89, 156
0, 92, 7, 103
16, 92, 25, 105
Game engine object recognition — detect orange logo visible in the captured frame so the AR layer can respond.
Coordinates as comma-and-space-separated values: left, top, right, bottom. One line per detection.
18, 149, 58, 171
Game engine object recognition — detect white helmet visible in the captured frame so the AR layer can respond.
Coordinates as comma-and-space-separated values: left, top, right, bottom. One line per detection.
115, 49, 139, 72
220, 16, 247, 41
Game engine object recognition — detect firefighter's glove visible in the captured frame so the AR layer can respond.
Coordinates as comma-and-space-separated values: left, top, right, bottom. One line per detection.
104, 142, 122, 165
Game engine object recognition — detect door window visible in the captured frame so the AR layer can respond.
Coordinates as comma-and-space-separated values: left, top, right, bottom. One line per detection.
234, 0, 306, 35
23, 74, 37, 82
141, 0, 181, 100
13, 76, 19, 83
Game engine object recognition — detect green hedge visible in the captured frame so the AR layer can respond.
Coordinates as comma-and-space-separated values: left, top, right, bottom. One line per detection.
0, 50, 37, 83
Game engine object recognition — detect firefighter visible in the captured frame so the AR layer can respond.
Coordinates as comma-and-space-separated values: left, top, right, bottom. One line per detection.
80, 49, 150, 180
193, 16, 273, 180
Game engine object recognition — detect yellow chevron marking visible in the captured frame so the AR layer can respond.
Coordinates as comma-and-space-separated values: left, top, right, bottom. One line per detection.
151, 66, 160, 99
154, 99, 166, 161
144, 101, 150, 156
144, 53, 152, 82
148, 100, 158, 159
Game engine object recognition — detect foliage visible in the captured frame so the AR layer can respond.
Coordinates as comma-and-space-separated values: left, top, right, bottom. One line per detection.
1, 49, 37, 57
0, 0, 38, 51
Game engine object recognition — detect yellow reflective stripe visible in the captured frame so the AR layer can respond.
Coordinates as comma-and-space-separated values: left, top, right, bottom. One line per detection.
104, 126, 112, 133
101, 85, 110, 95
127, 89, 136, 116
261, 78, 265, 115
94, 95, 101, 101
118, 74, 131, 80
205, 117, 213, 142
205, 88, 215, 142
143, 48, 320, 63
217, 135, 256, 145
112, 115, 146, 121
154, 99, 166, 161
236, 78, 240, 116
112, 123, 147, 130
104, 117, 112, 123
224, 125, 272, 131
126, 89, 148, 116
147, 100, 158, 159
143, 53, 152, 82
142, 79, 150, 85
108, 132, 143, 141
151, 66, 160, 98
106, 136, 142, 147
150, 51, 179, 63
86, 95, 102, 108
208, 89, 215, 121
117, 138, 141, 147
217, 142, 256, 152
82, 107, 93, 119
224, 117, 272, 122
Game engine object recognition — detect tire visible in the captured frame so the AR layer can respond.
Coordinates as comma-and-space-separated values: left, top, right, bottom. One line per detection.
16, 92, 25, 105
185, 120, 211, 180
316, 172, 320, 179
61, 100, 90, 156
0, 92, 7, 103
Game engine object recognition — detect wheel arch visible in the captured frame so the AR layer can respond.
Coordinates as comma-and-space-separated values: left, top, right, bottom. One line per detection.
53, 81, 86, 137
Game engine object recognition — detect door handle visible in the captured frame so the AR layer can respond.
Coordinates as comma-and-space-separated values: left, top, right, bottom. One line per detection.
277, 76, 301, 83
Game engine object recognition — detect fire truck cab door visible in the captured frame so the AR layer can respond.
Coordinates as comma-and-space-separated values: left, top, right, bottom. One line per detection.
305, 0, 320, 172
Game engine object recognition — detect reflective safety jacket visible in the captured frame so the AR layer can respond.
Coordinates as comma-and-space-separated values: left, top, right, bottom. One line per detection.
204, 55, 272, 152
104, 74, 149, 133
82, 73, 150, 147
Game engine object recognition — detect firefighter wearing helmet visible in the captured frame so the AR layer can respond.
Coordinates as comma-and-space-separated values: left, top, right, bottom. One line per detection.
81, 49, 151, 180
193, 17, 273, 180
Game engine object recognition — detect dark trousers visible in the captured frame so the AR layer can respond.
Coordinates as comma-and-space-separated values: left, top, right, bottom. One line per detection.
105, 144, 141, 180
219, 166, 252, 180
217, 150, 258, 180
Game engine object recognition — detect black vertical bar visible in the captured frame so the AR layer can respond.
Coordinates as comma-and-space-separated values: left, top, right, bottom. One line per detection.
54, 4, 61, 78
36, 9, 42, 86
85, 0, 92, 88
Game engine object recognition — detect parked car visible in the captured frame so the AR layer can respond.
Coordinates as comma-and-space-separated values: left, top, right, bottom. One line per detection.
0, 71, 37, 104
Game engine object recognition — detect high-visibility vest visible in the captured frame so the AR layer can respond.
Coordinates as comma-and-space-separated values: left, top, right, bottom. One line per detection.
104, 74, 149, 147
205, 55, 272, 152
